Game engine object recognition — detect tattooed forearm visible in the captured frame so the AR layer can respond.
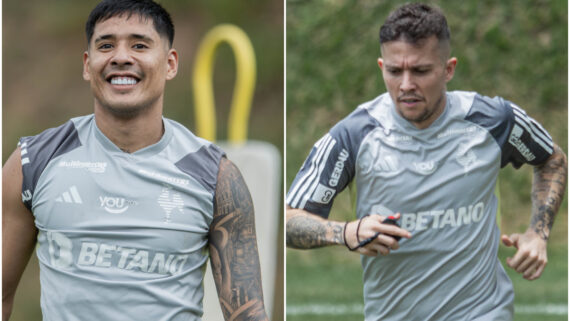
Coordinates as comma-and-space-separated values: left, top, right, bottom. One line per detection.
209, 158, 268, 321
530, 144, 567, 241
286, 208, 345, 249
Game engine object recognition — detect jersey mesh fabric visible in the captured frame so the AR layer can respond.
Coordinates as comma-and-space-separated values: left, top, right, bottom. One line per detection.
20, 114, 225, 321
287, 91, 553, 321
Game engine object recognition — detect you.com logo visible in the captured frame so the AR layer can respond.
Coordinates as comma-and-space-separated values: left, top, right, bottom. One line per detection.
99, 196, 138, 214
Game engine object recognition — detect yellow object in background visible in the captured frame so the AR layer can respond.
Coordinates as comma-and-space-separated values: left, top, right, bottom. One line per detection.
192, 24, 281, 320
192, 24, 256, 143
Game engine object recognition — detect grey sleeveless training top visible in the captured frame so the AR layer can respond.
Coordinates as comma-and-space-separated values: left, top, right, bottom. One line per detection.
20, 114, 225, 321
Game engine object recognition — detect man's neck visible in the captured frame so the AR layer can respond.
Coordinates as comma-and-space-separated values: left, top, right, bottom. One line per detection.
94, 104, 165, 153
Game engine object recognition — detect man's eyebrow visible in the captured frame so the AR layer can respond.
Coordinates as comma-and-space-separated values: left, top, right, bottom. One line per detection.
131, 34, 155, 43
94, 34, 115, 43
94, 33, 155, 43
385, 63, 433, 69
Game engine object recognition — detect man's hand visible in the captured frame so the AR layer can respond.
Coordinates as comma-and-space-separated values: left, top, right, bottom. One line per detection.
501, 230, 547, 281
345, 213, 411, 257
502, 144, 567, 282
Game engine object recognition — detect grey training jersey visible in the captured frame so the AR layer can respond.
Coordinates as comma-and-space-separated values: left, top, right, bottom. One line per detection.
20, 114, 225, 321
287, 91, 553, 321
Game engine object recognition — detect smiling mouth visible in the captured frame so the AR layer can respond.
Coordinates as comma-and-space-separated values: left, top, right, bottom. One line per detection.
109, 76, 139, 85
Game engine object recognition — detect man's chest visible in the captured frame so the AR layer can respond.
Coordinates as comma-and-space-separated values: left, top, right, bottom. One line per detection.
31, 152, 213, 239
355, 123, 501, 211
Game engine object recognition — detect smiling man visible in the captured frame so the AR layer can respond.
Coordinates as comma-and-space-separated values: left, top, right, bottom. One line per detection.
3, 1, 268, 320
286, 3, 567, 320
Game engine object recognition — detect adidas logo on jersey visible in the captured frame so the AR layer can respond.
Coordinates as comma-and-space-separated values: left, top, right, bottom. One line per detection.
55, 186, 83, 204
375, 155, 399, 173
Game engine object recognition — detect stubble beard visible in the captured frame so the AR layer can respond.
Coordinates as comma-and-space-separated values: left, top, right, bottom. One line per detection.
95, 94, 161, 120
398, 92, 446, 125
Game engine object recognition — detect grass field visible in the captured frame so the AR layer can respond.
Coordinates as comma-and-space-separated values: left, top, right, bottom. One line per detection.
286, 244, 568, 321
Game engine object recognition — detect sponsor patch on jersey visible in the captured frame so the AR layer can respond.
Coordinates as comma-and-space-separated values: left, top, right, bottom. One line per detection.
58, 160, 107, 173
400, 202, 485, 232
329, 149, 349, 187
99, 196, 138, 214
437, 125, 477, 139
138, 169, 190, 186
508, 124, 536, 161
384, 134, 413, 143
412, 161, 438, 175
45, 231, 188, 275
311, 183, 336, 204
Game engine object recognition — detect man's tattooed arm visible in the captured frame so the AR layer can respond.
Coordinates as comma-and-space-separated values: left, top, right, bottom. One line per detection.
530, 144, 567, 240
286, 207, 345, 249
209, 158, 268, 321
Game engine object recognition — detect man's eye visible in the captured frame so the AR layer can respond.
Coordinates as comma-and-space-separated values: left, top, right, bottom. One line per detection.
414, 69, 429, 74
98, 44, 113, 50
388, 69, 402, 75
133, 44, 148, 49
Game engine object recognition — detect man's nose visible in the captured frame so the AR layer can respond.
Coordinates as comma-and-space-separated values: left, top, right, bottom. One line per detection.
400, 71, 416, 92
110, 44, 134, 66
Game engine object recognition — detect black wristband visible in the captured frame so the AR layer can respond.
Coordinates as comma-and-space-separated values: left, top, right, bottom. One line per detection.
356, 215, 369, 243
343, 221, 360, 251
343, 221, 350, 248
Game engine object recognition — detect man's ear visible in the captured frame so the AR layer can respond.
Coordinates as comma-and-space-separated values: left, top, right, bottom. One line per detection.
83, 51, 91, 81
166, 49, 179, 80
445, 57, 457, 82
377, 57, 384, 70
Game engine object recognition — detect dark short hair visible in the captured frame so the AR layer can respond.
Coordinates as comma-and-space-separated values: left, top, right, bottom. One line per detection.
379, 3, 450, 45
85, 0, 174, 48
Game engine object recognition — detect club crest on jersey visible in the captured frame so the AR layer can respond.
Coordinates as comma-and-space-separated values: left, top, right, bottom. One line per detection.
158, 185, 184, 223
455, 142, 477, 172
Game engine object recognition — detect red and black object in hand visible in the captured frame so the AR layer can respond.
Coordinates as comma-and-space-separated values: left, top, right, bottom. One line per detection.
379, 216, 402, 241
346, 215, 402, 251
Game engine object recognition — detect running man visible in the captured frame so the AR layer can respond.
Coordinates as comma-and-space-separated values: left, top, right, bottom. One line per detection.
286, 3, 566, 320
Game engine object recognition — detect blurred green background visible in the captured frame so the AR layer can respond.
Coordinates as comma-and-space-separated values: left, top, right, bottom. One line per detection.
3, 0, 283, 320
286, 0, 567, 320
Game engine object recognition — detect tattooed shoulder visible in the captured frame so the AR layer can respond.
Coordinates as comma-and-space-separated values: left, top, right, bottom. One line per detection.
209, 157, 268, 321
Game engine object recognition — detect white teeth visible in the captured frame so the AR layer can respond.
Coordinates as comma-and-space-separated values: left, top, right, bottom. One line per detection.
110, 77, 138, 85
